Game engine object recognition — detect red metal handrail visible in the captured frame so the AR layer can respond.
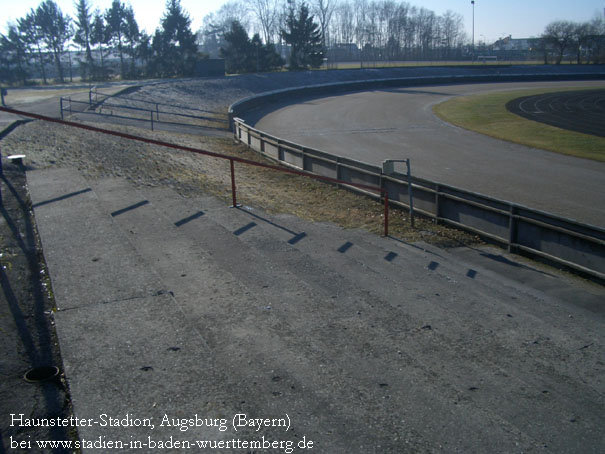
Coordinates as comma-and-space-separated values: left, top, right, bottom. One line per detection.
0, 106, 390, 235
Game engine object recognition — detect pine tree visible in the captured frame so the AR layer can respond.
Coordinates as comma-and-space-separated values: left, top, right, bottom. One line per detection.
19, 11, 49, 84
152, 0, 199, 77
35, 0, 72, 83
220, 21, 284, 74
220, 21, 253, 73
105, 0, 128, 78
281, 2, 324, 70
90, 11, 110, 80
74, 0, 94, 80
0, 25, 30, 84
123, 7, 140, 78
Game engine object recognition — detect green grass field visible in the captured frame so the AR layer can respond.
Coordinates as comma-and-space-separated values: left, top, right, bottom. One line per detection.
433, 87, 605, 162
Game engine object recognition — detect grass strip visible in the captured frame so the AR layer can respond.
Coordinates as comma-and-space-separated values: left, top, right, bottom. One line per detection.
433, 87, 605, 162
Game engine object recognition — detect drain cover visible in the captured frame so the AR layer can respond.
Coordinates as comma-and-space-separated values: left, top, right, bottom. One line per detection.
24, 366, 60, 383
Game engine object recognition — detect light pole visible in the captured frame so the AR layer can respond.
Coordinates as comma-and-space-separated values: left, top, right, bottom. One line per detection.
471, 1, 475, 60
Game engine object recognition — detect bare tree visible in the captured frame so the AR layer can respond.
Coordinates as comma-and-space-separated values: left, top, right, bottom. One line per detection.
199, 1, 250, 57
311, 0, 337, 47
441, 10, 466, 59
589, 11, 605, 63
543, 20, 575, 64
250, 0, 279, 43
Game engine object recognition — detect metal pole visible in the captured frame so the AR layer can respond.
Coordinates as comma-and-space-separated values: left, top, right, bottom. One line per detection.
60, 98, 64, 120
471, 1, 475, 60
150, 111, 154, 131
383, 192, 389, 237
230, 159, 238, 207
0, 87, 5, 107
407, 159, 415, 228
156, 103, 159, 120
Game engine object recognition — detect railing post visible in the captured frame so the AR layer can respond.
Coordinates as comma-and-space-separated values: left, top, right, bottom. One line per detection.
60, 98, 64, 120
383, 191, 389, 237
150, 111, 154, 131
407, 159, 415, 228
69, 97, 72, 116
508, 204, 517, 253
156, 103, 159, 120
434, 183, 440, 222
230, 159, 238, 208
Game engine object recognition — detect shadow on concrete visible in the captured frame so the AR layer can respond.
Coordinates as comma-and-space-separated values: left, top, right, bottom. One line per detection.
0, 166, 72, 450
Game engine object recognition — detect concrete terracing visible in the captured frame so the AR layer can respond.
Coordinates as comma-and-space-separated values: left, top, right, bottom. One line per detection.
27, 167, 605, 453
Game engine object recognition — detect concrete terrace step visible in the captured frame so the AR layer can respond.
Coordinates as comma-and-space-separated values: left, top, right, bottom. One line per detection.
94, 177, 604, 452
26, 168, 263, 449
27, 168, 605, 453
136, 187, 605, 448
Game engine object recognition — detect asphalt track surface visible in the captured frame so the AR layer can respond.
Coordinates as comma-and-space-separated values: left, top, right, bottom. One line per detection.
249, 80, 605, 227
507, 89, 605, 137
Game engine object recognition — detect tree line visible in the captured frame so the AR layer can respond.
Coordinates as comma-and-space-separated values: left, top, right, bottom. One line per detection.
2, 0, 604, 85
201, 0, 468, 63
203, 0, 605, 68
541, 18, 605, 64
0, 0, 201, 84
219, 2, 324, 73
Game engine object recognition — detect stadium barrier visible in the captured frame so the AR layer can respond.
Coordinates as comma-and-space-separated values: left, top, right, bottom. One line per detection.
0, 106, 390, 237
233, 117, 605, 281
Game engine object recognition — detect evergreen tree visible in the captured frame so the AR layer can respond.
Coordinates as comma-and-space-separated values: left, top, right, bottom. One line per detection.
35, 0, 72, 82
90, 11, 110, 79
281, 2, 324, 70
152, 0, 199, 77
251, 34, 284, 72
136, 32, 152, 77
105, 0, 128, 78
123, 7, 140, 78
19, 11, 49, 84
220, 21, 284, 73
0, 25, 30, 84
220, 21, 253, 73
74, 0, 94, 80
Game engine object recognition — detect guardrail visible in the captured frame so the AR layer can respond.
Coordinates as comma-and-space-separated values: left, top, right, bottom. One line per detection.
89, 88, 228, 124
233, 118, 605, 281
60, 89, 228, 131
0, 106, 391, 236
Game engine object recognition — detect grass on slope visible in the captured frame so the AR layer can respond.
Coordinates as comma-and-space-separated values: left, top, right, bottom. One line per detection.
433, 87, 605, 162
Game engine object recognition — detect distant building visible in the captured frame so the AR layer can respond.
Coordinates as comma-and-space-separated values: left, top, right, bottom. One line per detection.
492, 36, 532, 52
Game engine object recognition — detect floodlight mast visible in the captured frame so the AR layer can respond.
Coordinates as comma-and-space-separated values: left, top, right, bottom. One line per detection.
471, 1, 475, 59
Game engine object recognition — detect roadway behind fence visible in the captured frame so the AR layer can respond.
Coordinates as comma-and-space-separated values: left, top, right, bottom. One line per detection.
233, 118, 605, 281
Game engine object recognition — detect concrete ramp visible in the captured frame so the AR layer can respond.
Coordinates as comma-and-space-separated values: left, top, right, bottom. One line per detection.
28, 167, 605, 453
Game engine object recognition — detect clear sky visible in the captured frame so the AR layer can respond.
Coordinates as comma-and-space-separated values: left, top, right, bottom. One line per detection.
1, 0, 604, 42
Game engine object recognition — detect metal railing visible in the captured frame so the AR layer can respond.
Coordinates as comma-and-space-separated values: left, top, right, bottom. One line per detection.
233, 117, 605, 281
0, 106, 390, 236
59, 89, 228, 131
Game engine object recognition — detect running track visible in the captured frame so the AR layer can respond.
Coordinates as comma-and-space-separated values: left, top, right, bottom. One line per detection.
249, 81, 605, 227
